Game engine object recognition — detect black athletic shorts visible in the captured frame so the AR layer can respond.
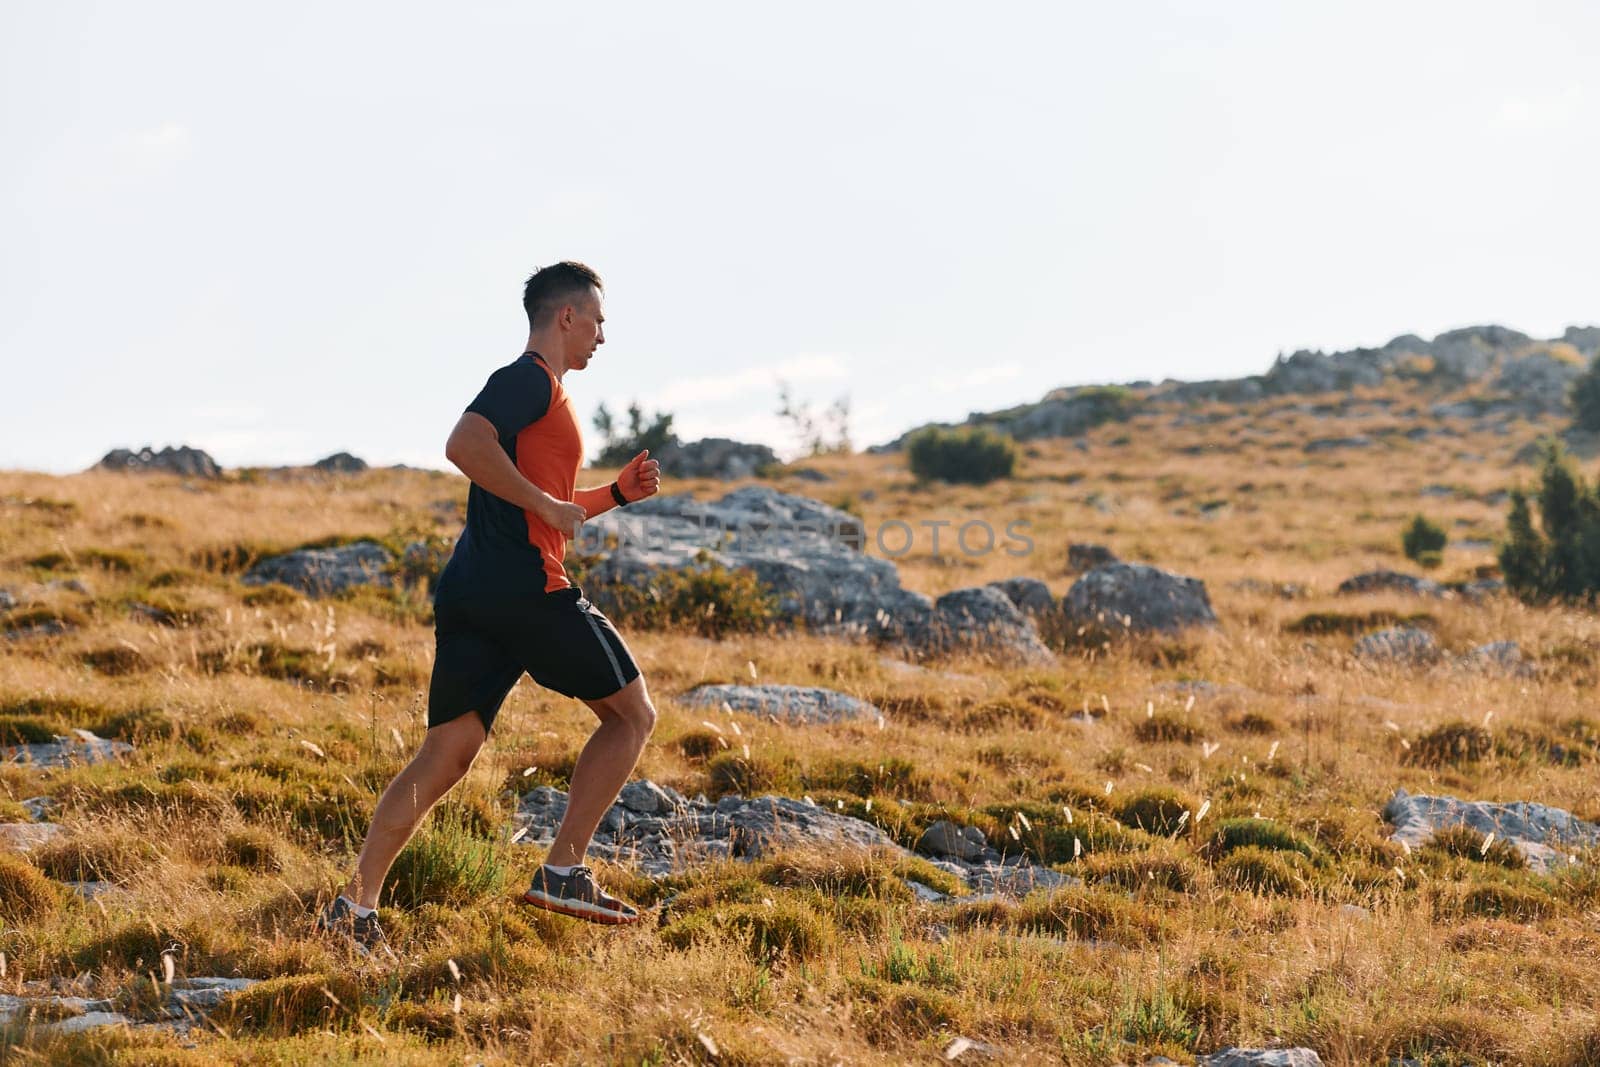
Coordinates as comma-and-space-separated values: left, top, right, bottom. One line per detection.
427, 584, 641, 735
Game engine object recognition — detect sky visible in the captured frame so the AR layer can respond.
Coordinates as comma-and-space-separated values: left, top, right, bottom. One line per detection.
3, 1, 1598, 473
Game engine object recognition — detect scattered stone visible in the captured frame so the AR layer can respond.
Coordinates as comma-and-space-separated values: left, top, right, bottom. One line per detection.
1067, 543, 1117, 572
986, 577, 1055, 619
1385, 787, 1600, 873
241, 541, 394, 597
907, 586, 1055, 665
1304, 435, 1373, 453
5, 730, 134, 767
656, 438, 778, 480
1061, 562, 1217, 634
1336, 570, 1444, 597
783, 467, 831, 483
0, 977, 259, 1034
0, 823, 65, 852
21, 796, 59, 821
942, 1036, 1006, 1061
514, 781, 1056, 896
917, 820, 989, 862
1460, 640, 1534, 676
1338, 904, 1372, 922
96, 445, 221, 479
1228, 578, 1309, 599
1198, 1050, 1324, 1067
1352, 627, 1441, 665
312, 452, 368, 473
680, 684, 885, 726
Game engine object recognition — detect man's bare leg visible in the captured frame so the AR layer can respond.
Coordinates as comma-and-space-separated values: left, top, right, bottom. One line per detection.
343, 710, 489, 909
544, 675, 658, 868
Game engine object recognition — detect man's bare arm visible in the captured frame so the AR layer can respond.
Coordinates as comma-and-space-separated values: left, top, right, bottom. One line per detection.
444, 413, 585, 536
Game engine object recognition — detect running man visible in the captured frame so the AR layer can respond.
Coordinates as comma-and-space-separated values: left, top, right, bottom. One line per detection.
318, 261, 662, 951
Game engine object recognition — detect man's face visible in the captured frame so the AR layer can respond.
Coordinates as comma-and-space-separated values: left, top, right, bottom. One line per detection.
564, 287, 605, 371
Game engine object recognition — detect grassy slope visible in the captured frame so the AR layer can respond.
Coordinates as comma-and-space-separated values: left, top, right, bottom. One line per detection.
2, 388, 1600, 1064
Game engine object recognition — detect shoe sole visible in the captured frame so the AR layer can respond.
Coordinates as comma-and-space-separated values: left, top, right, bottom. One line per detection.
520, 889, 640, 925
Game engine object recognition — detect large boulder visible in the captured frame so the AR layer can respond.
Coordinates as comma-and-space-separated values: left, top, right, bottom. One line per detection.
242, 541, 394, 597
96, 446, 221, 479
1337, 570, 1444, 597
656, 438, 778, 480
1352, 626, 1440, 665
312, 452, 368, 473
1198, 1051, 1324, 1067
1061, 563, 1217, 634
579, 488, 1046, 662
1494, 346, 1584, 413
681, 684, 884, 726
986, 577, 1055, 618
1384, 787, 1600, 873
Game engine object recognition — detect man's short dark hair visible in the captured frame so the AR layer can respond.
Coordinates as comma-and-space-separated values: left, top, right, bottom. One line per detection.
523, 261, 603, 329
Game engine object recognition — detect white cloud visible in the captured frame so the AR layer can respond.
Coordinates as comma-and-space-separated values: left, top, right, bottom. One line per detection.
1494, 84, 1586, 130
931, 361, 1022, 393
649, 353, 849, 409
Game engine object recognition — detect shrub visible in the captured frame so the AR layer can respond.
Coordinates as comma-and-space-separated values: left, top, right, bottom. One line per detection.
1205, 818, 1320, 861
906, 426, 1017, 485
382, 805, 510, 910
707, 753, 782, 797
1215, 846, 1309, 895
210, 973, 364, 1034
592, 401, 678, 467
1132, 711, 1196, 744
1402, 514, 1448, 567
1406, 721, 1493, 768
220, 827, 288, 873
1114, 788, 1196, 836
1080, 851, 1200, 893
1572, 351, 1600, 432
1499, 442, 1600, 603
589, 560, 779, 637
0, 852, 59, 923
1425, 824, 1526, 869
33, 827, 159, 882
661, 898, 835, 961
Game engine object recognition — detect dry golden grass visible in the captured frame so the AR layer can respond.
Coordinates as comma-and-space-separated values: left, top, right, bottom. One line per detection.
3, 390, 1600, 1063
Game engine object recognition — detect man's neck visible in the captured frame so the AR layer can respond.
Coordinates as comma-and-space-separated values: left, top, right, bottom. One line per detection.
524, 335, 568, 380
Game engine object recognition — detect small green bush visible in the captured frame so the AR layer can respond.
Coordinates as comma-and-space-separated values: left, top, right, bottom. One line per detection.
0, 853, 60, 923
661, 898, 835, 961
1499, 442, 1600, 603
1215, 846, 1309, 895
1402, 514, 1448, 566
906, 426, 1017, 485
1205, 818, 1319, 861
1114, 788, 1196, 836
1407, 722, 1493, 768
589, 560, 779, 637
1572, 352, 1600, 432
1425, 824, 1526, 870
211, 973, 364, 1034
383, 805, 510, 910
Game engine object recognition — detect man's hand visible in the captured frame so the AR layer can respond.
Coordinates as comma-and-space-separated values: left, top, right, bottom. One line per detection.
617, 449, 662, 503
541, 498, 587, 539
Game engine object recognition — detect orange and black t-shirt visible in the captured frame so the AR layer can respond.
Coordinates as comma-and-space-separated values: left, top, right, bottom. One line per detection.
438, 351, 584, 598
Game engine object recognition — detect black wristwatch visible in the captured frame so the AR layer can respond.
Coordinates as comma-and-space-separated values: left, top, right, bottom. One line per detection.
609, 482, 629, 508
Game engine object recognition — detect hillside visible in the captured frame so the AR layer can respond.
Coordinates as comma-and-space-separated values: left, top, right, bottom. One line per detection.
875, 323, 1598, 450
3, 373, 1600, 1064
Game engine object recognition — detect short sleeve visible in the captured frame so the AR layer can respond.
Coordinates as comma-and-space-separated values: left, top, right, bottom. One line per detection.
465, 358, 553, 441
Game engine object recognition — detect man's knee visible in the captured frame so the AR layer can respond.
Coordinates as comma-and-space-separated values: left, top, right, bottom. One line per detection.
420, 714, 486, 780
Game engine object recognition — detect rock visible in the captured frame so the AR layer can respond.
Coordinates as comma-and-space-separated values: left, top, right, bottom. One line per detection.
513, 780, 1059, 897
917, 820, 989, 861
21, 796, 59, 821
1198, 1050, 1325, 1067
0, 588, 13, 611
655, 438, 778, 480
1352, 627, 1440, 665
168, 977, 259, 1011
1067, 543, 1117, 572
5, 730, 134, 767
44, 1010, 135, 1034
1228, 578, 1309, 599
1061, 562, 1217, 634
96, 445, 221, 479
907, 586, 1055, 665
986, 577, 1055, 618
1461, 640, 1533, 676
1337, 570, 1444, 597
1494, 347, 1584, 413
312, 452, 368, 473
784, 467, 831, 483
617, 779, 677, 815
581, 488, 1042, 662
681, 684, 885, 726
942, 1036, 1007, 1061
1384, 787, 1600, 873
0, 823, 65, 852
241, 541, 394, 597
1304, 435, 1373, 453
